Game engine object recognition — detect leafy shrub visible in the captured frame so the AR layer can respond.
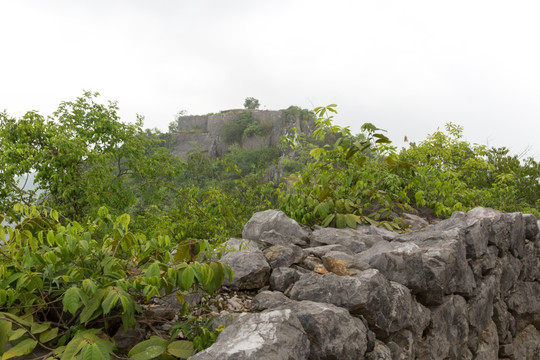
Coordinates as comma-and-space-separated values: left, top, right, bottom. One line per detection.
0, 204, 233, 359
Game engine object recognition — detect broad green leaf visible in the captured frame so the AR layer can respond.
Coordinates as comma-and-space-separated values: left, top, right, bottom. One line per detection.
39, 327, 58, 343
336, 214, 346, 229
1, 338, 37, 360
60, 335, 85, 360
30, 322, 50, 334
167, 340, 194, 358
344, 214, 359, 229
101, 288, 120, 315
128, 336, 168, 360
181, 266, 194, 290
0, 319, 11, 353
81, 343, 103, 360
321, 214, 335, 227
9, 328, 27, 341
80, 288, 106, 324
51, 210, 59, 222
145, 262, 160, 278
62, 287, 80, 315
0, 313, 32, 327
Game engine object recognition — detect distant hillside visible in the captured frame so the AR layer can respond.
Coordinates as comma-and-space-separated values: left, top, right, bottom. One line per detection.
171, 107, 314, 159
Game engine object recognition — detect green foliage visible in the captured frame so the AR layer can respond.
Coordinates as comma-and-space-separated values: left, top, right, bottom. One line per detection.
0, 204, 233, 358
221, 111, 263, 143
0, 92, 179, 220
243, 97, 260, 110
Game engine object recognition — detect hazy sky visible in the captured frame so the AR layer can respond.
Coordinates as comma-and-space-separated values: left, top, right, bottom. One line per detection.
1, 0, 539, 159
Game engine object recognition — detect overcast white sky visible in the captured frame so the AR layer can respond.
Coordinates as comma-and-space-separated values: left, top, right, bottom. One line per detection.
1, 0, 539, 159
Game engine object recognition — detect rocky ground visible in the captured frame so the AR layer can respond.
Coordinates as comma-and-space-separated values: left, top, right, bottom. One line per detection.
183, 208, 540, 360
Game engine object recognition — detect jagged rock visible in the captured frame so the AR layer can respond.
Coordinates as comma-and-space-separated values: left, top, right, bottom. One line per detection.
474, 320, 499, 360
523, 213, 539, 240
269, 267, 303, 292
221, 250, 270, 290
416, 295, 472, 360
512, 324, 540, 360
493, 299, 516, 345
365, 340, 393, 360
300, 255, 328, 274
189, 309, 310, 360
506, 281, 540, 332
250, 290, 290, 311
263, 244, 304, 269
468, 275, 496, 343
356, 224, 400, 241
288, 270, 430, 338
259, 229, 308, 248
385, 329, 415, 359
303, 244, 353, 257
359, 231, 475, 305
520, 241, 540, 281
242, 210, 309, 242
321, 250, 370, 276
401, 213, 429, 231
273, 300, 368, 360
495, 254, 522, 296
470, 245, 498, 281
309, 227, 376, 253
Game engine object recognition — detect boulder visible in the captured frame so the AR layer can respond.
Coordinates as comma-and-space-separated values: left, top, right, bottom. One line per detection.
416, 295, 472, 360
242, 210, 309, 242
288, 270, 430, 337
473, 320, 499, 360
309, 227, 375, 253
512, 324, 540, 360
274, 300, 368, 360
221, 250, 270, 290
263, 244, 304, 269
523, 213, 539, 240
189, 309, 310, 360
359, 234, 475, 305
269, 266, 303, 292
259, 229, 308, 248
321, 250, 370, 276
250, 290, 290, 311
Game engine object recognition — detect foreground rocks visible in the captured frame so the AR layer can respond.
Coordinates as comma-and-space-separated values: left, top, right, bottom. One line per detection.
191, 208, 540, 359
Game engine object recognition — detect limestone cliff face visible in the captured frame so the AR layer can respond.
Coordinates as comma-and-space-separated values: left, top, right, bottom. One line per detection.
171, 108, 314, 159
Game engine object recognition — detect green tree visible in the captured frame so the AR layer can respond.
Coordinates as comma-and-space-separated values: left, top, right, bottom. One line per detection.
243, 97, 260, 110
0, 91, 178, 220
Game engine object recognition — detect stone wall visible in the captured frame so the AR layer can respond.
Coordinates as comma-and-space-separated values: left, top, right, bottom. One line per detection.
191, 207, 540, 359
172, 109, 314, 158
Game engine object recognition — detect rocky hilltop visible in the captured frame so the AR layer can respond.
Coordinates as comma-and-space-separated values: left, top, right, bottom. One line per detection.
190, 208, 540, 359
171, 108, 314, 159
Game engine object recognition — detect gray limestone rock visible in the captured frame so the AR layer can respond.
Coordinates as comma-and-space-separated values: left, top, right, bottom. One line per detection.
269, 266, 303, 292
512, 324, 540, 360
309, 227, 373, 253
416, 295, 472, 360
365, 340, 393, 360
401, 213, 429, 231
189, 309, 310, 360
250, 290, 290, 311
321, 250, 370, 276
359, 234, 475, 305
303, 244, 354, 258
242, 210, 309, 242
263, 244, 304, 269
473, 320, 499, 360
523, 213, 539, 240
274, 300, 368, 360
288, 270, 430, 338
221, 250, 271, 290
259, 229, 309, 248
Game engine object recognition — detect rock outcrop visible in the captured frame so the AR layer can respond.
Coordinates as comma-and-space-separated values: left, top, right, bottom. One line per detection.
192, 208, 540, 359
172, 108, 314, 158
